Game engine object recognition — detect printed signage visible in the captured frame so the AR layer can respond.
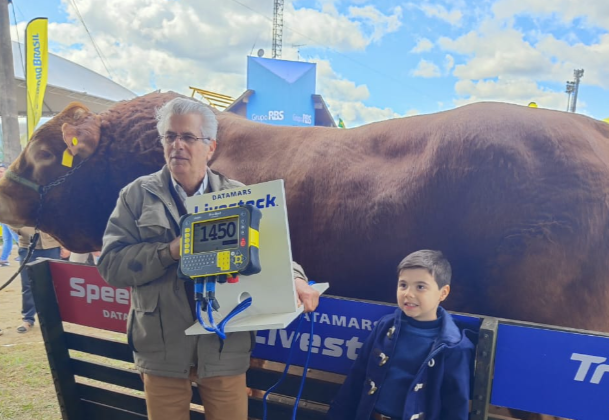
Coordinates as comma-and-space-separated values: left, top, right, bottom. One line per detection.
47, 261, 477, 375
246, 56, 316, 127
492, 324, 609, 420
45, 260, 609, 418
49, 262, 129, 333
253, 297, 480, 375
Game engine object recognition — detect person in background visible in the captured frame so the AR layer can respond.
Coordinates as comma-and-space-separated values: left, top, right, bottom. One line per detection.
0, 163, 19, 267
11, 226, 61, 333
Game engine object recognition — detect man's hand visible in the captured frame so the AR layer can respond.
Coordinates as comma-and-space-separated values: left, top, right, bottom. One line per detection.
169, 236, 181, 261
295, 277, 320, 313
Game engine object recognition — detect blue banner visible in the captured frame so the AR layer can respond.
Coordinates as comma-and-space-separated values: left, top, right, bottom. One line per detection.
246, 57, 316, 127
492, 324, 609, 419
253, 295, 481, 375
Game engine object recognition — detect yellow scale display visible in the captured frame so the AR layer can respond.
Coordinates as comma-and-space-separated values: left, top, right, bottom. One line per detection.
178, 205, 262, 280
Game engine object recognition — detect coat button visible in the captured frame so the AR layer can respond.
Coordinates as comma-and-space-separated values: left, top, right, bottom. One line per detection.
368, 380, 377, 395
379, 352, 389, 366
427, 358, 435, 367
386, 326, 395, 339
414, 383, 424, 392
410, 413, 424, 420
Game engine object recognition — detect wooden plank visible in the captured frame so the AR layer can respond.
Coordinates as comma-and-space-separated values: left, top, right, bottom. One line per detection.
30, 260, 84, 420
65, 332, 134, 363
81, 400, 147, 420
248, 396, 326, 420
72, 359, 143, 391
247, 366, 341, 405
77, 383, 147, 416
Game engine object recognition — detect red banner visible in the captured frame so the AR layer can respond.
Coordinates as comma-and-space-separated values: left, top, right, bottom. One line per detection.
49, 261, 129, 333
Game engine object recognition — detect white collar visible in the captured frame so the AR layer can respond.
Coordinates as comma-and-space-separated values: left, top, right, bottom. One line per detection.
170, 173, 208, 203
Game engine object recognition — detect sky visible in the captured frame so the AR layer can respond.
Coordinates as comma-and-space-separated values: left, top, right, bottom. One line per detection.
7, 0, 609, 127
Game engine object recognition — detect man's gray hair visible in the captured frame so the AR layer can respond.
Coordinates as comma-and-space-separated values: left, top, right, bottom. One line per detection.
156, 97, 218, 145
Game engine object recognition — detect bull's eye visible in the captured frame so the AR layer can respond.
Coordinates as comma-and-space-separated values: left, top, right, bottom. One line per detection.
35, 150, 54, 161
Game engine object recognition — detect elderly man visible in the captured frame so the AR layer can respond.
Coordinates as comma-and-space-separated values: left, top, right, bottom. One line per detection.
98, 97, 319, 420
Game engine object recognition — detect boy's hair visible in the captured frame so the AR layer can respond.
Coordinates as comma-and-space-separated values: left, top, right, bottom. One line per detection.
397, 250, 452, 288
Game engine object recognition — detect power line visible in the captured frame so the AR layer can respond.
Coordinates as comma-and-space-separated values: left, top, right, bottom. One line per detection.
69, 0, 113, 79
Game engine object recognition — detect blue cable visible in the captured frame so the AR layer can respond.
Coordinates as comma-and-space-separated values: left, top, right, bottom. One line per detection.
194, 278, 254, 340
292, 315, 314, 419
262, 312, 315, 420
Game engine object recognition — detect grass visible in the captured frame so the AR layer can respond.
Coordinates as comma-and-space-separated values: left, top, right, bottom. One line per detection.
0, 341, 61, 420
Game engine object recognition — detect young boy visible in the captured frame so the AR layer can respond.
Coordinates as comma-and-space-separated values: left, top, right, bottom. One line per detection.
326, 250, 475, 420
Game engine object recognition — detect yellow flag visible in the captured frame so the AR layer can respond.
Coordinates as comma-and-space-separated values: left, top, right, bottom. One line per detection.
26, 18, 49, 142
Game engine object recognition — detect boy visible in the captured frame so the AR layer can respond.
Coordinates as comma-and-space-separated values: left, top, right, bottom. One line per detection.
326, 250, 474, 420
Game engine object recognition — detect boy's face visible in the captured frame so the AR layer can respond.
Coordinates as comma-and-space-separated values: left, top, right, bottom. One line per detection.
397, 268, 450, 321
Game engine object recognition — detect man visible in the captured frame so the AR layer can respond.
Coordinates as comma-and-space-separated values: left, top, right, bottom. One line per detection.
98, 97, 320, 420
0, 163, 19, 267
12, 226, 61, 333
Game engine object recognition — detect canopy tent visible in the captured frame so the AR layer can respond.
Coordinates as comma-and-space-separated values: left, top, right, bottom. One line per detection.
11, 41, 136, 116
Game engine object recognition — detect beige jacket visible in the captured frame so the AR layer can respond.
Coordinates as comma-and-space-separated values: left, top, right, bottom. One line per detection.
98, 166, 306, 379
11, 226, 61, 250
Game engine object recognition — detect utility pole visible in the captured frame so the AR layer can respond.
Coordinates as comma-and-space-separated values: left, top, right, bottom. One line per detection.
272, 0, 284, 59
570, 69, 584, 113
0, 0, 21, 164
565, 81, 575, 112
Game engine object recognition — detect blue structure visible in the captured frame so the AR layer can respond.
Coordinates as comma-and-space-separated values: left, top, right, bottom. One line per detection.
226, 56, 335, 128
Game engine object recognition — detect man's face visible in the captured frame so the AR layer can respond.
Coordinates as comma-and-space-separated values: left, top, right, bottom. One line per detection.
163, 113, 216, 182
396, 268, 449, 321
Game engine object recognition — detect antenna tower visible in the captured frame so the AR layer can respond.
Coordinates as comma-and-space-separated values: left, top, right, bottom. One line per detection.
272, 0, 284, 59
569, 69, 584, 113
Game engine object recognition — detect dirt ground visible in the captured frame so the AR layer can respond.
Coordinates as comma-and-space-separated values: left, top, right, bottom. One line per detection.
0, 246, 123, 420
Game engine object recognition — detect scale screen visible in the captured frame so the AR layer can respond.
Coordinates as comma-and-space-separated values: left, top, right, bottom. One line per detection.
192, 216, 239, 254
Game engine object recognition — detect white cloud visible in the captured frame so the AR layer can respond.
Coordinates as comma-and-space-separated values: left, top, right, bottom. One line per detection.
453, 77, 573, 111
348, 5, 403, 43
328, 101, 418, 127
420, 4, 463, 26
411, 38, 434, 53
7, 0, 405, 99
315, 60, 370, 102
444, 54, 455, 73
412, 59, 441, 78
314, 59, 414, 126
438, 21, 609, 90
492, 0, 609, 30
286, 4, 402, 50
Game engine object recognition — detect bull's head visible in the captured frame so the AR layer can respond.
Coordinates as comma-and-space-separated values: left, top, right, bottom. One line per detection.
0, 103, 102, 245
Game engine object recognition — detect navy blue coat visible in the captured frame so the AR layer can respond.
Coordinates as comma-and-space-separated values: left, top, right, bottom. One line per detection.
326, 307, 475, 420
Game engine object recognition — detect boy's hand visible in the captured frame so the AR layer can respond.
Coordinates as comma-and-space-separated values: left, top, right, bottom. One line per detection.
295, 277, 320, 313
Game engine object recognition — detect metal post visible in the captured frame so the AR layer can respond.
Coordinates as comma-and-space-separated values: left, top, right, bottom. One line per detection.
470, 317, 498, 420
272, 0, 284, 59
571, 69, 584, 113
0, 0, 22, 164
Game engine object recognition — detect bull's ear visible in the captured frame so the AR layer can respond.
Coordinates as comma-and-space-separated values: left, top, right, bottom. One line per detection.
60, 104, 101, 159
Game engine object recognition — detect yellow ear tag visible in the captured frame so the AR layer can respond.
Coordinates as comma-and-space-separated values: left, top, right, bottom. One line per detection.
72, 137, 78, 146
62, 149, 74, 168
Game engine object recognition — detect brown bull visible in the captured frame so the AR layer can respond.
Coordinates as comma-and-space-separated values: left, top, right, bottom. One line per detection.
1, 92, 609, 338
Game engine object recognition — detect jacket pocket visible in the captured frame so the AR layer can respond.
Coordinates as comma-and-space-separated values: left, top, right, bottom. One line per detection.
136, 202, 173, 243
129, 287, 165, 355
220, 331, 254, 354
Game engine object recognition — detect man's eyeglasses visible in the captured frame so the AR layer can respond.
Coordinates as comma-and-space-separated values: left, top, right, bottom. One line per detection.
161, 133, 211, 145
